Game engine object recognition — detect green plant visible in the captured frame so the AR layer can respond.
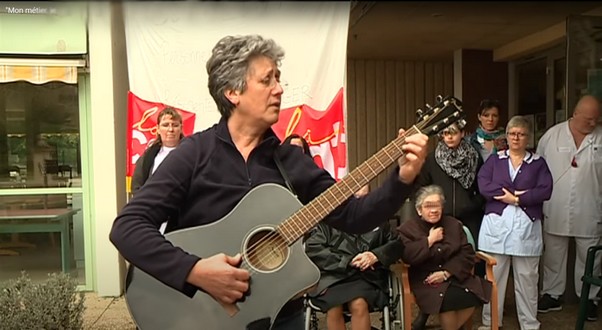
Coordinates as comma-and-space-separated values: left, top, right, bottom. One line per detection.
0, 271, 85, 330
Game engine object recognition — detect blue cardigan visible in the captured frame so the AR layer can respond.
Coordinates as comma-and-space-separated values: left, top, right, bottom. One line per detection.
477, 150, 553, 221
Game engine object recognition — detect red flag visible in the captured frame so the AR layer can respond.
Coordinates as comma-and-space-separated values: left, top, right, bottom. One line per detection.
126, 92, 196, 177
272, 88, 347, 181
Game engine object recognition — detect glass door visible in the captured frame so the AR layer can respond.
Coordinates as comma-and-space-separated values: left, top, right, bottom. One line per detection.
516, 57, 547, 150
515, 46, 566, 150
567, 15, 602, 121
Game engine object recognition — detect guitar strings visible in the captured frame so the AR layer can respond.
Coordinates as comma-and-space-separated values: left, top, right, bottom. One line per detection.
239, 107, 457, 276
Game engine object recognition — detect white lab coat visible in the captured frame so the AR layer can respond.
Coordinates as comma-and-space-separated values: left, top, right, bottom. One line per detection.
536, 121, 602, 237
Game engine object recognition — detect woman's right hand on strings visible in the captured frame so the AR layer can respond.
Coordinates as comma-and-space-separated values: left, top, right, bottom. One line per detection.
186, 253, 250, 304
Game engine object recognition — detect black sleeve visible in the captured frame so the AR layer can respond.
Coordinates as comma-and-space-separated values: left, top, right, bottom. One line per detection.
130, 153, 148, 194
305, 224, 352, 274
110, 137, 200, 297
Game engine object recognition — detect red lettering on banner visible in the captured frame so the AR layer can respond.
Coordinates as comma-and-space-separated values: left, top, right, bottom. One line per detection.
272, 88, 347, 181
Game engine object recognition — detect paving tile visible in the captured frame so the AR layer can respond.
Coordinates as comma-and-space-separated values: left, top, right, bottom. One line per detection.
83, 291, 600, 329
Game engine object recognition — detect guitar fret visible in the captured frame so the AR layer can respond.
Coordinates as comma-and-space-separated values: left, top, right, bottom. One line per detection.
365, 162, 378, 177
374, 156, 385, 168
278, 225, 290, 242
287, 216, 299, 235
348, 174, 361, 188
322, 191, 335, 210
381, 147, 395, 162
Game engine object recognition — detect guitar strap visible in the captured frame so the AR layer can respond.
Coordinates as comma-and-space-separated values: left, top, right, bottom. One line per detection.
273, 147, 297, 197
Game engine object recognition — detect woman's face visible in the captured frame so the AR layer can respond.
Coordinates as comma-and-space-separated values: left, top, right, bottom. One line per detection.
441, 129, 464, 149
478, 107, 500, 131
228, 56, 284, 129
506, 126, 529, 152
417, 194, 443, 224
157, 114, 182, 147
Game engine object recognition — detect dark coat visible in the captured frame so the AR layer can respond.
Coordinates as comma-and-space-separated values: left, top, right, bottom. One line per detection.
305, 221, 404, 295
413, 150, 485, 246
131, 142, 161, 194
397, 215, 491, 314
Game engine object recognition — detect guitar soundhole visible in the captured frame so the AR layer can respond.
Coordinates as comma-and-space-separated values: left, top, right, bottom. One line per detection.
245, 229, 288, 272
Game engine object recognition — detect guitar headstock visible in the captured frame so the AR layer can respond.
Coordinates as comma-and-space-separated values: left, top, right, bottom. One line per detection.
415, 95, 465, 137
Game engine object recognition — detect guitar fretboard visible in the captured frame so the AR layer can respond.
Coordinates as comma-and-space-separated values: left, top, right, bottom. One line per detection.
277, 125, 421, 244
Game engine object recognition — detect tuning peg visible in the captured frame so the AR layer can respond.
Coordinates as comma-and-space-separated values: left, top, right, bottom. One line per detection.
416, 108, 424, 119
435, 95, 443, 103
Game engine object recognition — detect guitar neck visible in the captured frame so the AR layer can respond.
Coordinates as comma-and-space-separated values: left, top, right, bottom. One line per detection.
277, 125, 421, 243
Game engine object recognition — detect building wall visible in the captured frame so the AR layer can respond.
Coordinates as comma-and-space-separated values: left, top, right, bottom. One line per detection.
457, 49, 509, 133
346, 59, 454, 188
88, 1, 129, 297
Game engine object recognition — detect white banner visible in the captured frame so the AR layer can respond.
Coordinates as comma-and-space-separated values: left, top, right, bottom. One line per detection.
124, 1, 350, 132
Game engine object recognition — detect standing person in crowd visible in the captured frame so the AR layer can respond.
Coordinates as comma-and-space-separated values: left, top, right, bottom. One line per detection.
131, 107, 185, 195
467, 99, 507, 161
410, 121, 486, 330
398, 185, 491, 330
477, 115, 553, 330
130, 107, 186, 233
305, 185, 404, 330
536, 94, 602, 322
109, 34, 429, 330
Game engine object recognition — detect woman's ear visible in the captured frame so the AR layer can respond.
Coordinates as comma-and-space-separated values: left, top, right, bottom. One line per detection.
224, 89, 240, 106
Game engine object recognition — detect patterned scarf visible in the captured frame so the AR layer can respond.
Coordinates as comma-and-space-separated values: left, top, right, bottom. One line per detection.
475, 126, 507, 154
434, 139, 479, 189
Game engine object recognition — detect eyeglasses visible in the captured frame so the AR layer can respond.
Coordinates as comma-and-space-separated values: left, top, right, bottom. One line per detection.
506, 132, 527, 139
159, 122, 181, 129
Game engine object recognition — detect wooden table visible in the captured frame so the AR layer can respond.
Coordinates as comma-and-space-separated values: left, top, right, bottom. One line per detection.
0, 208, 80, 273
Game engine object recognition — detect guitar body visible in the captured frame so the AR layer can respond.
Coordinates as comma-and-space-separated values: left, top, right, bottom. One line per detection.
125, 184, 320, 330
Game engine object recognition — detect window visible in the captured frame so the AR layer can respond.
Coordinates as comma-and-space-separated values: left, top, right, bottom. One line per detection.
1, 77, 86, 286
1, 81, 81, 188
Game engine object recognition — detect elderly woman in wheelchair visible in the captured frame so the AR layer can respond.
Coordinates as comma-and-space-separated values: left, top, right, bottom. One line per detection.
397, 185, 492, 330
305, 185, 403, 330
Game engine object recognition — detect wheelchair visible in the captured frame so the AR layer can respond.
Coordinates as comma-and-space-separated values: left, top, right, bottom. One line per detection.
303, 269, 404, 330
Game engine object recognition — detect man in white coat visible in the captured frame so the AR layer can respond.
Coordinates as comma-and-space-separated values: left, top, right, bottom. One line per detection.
536, 94, 602, 322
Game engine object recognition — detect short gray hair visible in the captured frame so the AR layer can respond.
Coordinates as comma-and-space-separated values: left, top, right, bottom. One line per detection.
206, 35, 285, 118
414, 185, 445, 209
506, 115, 531, 135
